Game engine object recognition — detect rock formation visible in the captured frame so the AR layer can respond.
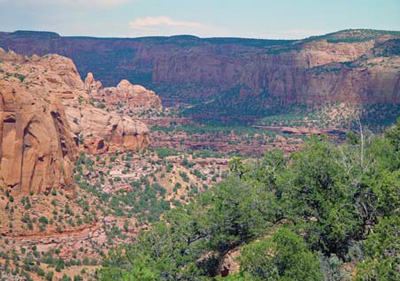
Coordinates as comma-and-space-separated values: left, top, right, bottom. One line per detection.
85, 73, 162, 113
66, 72, 155, 154
66, 105, 149, 154
0, 49, 77, 195
0, 48, 154, 194
1, 29, 399, 124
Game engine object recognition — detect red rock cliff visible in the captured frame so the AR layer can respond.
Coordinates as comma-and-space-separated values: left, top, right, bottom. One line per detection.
0, 29, 399, 120
0, 49, 154, 194
0, 49, 77, 195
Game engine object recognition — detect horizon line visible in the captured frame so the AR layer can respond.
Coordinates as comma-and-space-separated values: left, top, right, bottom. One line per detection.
3, 28, 400, 41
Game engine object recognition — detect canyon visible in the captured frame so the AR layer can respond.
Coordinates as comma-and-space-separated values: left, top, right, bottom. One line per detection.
0, 28, 400, 280
0, 29, 399, 125
0, 49, 233, 280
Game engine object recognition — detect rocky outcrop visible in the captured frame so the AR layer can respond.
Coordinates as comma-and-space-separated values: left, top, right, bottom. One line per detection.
0, 49, 77, 195
1, 50, 151, 155
86, 73, 162, 112
71, 72, 154, 153
0, 49, 154, 194
66, 105, 149, 154
84, 72, 102, 93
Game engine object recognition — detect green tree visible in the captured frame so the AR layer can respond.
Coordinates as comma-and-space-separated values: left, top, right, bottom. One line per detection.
356, 215, 400, 281
239, 228, 322, 281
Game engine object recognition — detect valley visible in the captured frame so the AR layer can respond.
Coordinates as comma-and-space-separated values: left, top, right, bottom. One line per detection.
1, 29, 399, 128
0, 28, 399, 280
0, 48, 235, 280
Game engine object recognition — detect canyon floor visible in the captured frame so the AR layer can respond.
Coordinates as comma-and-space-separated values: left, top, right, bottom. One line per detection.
0, 98, 350, 280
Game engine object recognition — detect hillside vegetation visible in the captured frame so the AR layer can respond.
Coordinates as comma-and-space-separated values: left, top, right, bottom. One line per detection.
100, 120, 400, 280
306, 29, 400, 43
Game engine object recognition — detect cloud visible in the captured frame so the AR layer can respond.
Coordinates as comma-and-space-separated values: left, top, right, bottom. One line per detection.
130, 16, 205, 30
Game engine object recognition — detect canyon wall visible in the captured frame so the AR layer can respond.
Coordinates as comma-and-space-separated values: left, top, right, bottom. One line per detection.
0, 29, 399, 114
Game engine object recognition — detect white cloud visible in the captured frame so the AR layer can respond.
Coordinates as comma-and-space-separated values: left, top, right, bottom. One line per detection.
130, 16, 205, 30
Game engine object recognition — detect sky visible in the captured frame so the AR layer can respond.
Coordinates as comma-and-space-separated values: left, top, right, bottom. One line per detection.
0, 0, 399, 39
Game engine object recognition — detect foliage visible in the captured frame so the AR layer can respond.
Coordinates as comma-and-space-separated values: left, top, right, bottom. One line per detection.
356, 215, 400, 281
238, 228, 322, 281
101, 121, 400, 280
153, 147, 178, 159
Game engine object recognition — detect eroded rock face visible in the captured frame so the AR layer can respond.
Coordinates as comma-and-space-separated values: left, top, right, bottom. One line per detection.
0, 51, 77, 195
1, 50, 151, 156
84, 72, 102, 93
86, 73, 162, 112
67, 73, 152, 154
66, 105, 149, 154
0, 49, 153, 194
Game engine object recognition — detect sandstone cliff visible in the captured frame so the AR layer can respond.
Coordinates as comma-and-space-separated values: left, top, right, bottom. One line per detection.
66, 105, 149, 154
0, 49, 77, 195
0, 29, 399, 123
64, 72, 153, 154
0, 49, 154, 194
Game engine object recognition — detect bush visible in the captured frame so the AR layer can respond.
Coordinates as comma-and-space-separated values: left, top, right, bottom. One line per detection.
356, 215, 400, 280
239, 228, 322, 280
100, 123, 400, 280
45, 271, 54, 281
39, 216, 48, 225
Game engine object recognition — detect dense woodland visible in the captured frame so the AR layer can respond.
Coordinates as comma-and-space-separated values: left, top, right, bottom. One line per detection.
100, 119, 400, 280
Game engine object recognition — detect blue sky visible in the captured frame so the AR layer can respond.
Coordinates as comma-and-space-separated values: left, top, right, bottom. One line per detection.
0, 0, 399, 39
